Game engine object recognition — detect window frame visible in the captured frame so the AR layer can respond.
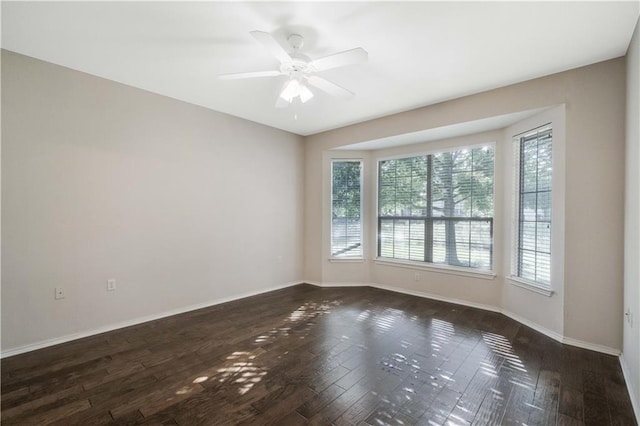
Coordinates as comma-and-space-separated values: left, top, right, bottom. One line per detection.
509, 124, 554, 295
374, 142, 497, 274
329, 159, 364, 260
511, 123, 554, 291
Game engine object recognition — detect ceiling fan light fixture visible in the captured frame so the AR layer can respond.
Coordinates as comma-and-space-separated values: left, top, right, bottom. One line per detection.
280, 79, 300, 102
279, 78, 314, 104
299, 84, 314, 103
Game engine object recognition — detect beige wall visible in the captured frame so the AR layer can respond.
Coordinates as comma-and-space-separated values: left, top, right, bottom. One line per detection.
623, 17, 640, 416
1, 51, 305, 354
305, 58, 626, 352
501, 106, 566, 339
0, 47, 630, 362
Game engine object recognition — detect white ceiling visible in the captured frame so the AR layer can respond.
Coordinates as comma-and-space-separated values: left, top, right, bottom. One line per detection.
2, 2, 638, 136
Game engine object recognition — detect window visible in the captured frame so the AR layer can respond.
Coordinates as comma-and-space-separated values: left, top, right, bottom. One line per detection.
331, 160, 363, 258
378, 145, 494, 270
512, 126, 552, 288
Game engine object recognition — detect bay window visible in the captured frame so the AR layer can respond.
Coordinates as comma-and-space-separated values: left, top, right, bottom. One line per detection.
378, 145, 495, 270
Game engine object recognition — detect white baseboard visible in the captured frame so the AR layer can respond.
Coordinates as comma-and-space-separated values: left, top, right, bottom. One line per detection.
500, 309, 620, 355
369, 283, 501, 313
306, 281, 500, 313
501, 309, 566, 344
620, 354, 640, 422
1, 280, 305, 359
562, 336, 620, 356
307, 280, 622, 356
308, 281, 368, 288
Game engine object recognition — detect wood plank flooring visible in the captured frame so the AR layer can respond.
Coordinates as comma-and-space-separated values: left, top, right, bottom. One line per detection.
1, 284, 636, 425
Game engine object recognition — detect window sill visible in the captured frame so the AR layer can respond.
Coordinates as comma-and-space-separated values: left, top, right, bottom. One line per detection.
507, 276, 553, 297
374, 258, 496, 280
328, 257, 366, 263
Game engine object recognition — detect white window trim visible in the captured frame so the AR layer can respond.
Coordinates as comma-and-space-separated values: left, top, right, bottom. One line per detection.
375, 257, 496, 280
329, 257, 366, 263
511, 124, 552, 289
329, 158, 364, 260
505, 105, 565, 296
507, 276, 554, 297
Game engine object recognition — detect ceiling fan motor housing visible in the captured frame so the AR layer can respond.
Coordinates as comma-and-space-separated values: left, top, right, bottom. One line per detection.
279, 34, 310, 74
287, 34, 304, 50
280, 54, 311, 74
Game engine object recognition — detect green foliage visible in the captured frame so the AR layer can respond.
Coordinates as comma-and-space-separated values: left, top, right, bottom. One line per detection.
332, 161, 362, 218
378, 146, 495, 268
379, 146, 494, 218
379, 156, 427, 216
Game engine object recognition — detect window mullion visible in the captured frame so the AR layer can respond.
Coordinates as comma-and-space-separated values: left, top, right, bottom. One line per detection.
518, 137, 526, 277
425, 155, 433, 263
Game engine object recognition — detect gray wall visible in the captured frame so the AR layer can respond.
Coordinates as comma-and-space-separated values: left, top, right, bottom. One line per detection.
1, 50, 305, 354
623, 17, 640, 417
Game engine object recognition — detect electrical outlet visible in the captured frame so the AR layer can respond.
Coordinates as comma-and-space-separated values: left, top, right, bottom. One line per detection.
414, 272, 421, 282
276, 255, 283, 264
54, 287, 65, 300
107, 279, 117, 291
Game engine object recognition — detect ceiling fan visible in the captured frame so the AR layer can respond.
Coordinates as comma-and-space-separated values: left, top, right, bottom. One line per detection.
219, 31, 368, 107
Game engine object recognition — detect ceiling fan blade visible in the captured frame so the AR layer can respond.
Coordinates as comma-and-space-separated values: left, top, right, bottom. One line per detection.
250, 31, 292, 64
218, 70, 281, 80
310, 47, 368, 72
307, 76, 354, 99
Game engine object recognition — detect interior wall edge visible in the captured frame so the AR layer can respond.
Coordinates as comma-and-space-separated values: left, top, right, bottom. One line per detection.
620, 353, 640, 422
0, 280, 306, 359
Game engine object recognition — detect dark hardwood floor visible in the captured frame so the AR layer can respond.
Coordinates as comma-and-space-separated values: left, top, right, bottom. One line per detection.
1, 284, 636, 425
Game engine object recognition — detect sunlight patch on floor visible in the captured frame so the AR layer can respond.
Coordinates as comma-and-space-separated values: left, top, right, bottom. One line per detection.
481, 331, 535, 389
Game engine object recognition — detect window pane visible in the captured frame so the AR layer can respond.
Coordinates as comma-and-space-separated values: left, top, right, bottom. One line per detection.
453, 149, 472, 171
537, 191, 552, 222
377, 145, 494, 270
331, 161, 362, 257
536, 222, 551, 254
380, 219, 394, 258
521, 222, 536, 251
393, 220, 410, 260
536, 253, 551, 284
432, 241, 446, 264
472, 171, 494, 217
522, 139, 538, 192
537, 137, 553, 191
519, 250, 536, 281
521, 193, 537, 221
470, 221, 491, 243
514, 128, 552, 288
470, 220, 492, 268
470, 245, 491, 270
409, 219, 425, 261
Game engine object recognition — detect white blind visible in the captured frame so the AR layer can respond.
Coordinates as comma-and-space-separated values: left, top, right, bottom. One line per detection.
331, 160, 362, 258
513, 126, 552, 287
378, 145, 494, 270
